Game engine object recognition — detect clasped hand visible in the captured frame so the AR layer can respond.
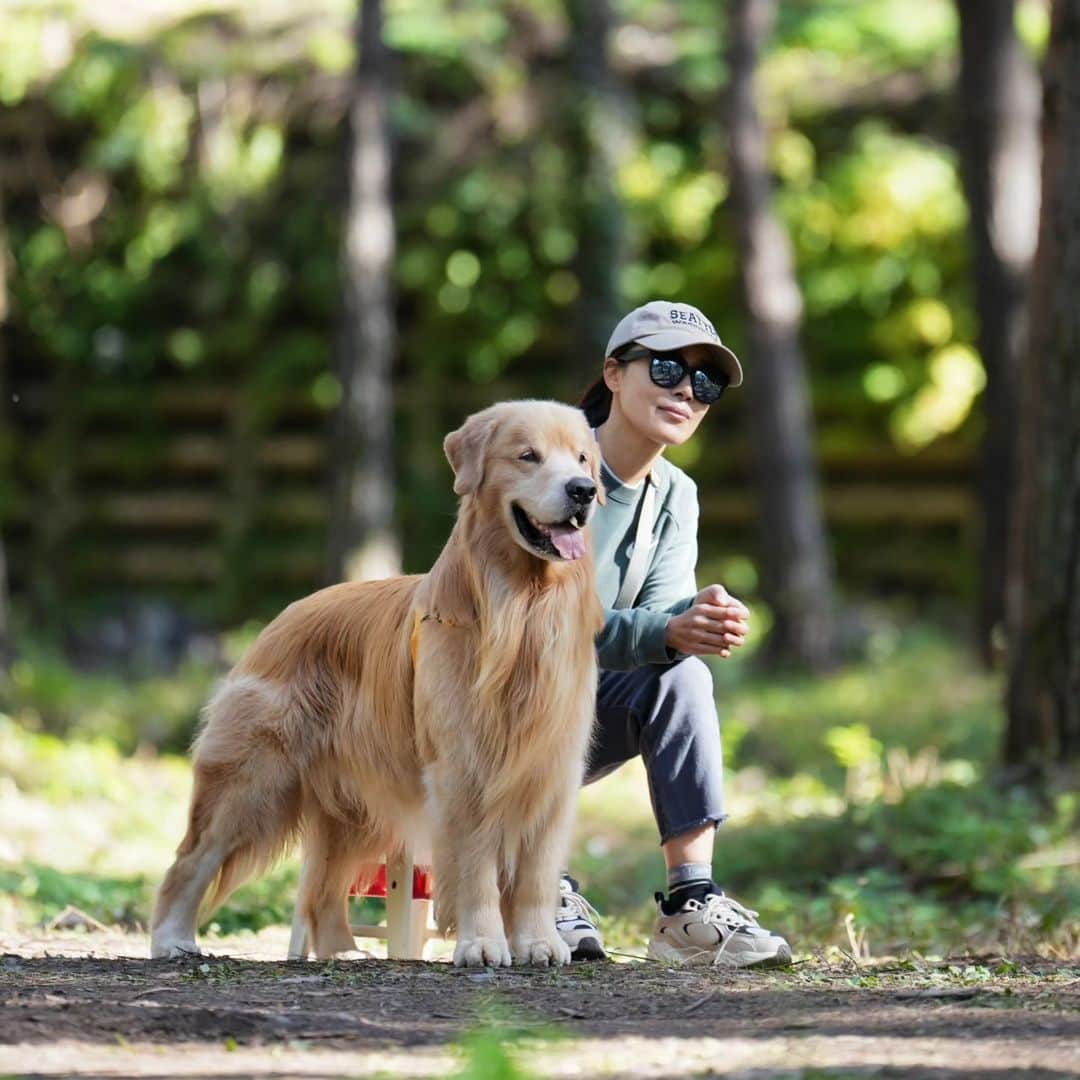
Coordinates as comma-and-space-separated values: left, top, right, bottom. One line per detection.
664, 584, 750, 659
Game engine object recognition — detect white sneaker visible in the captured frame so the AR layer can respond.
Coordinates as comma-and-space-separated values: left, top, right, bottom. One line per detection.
647, 888, 792, 968
555, 876, 607, 961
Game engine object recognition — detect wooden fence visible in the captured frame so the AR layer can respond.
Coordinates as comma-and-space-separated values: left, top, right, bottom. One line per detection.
4, 366, 977, 626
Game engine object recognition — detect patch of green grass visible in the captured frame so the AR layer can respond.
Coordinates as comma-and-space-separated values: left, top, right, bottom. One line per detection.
715, 621, 1002, 782
453, 1027, 535, 1080
451, 1003, 568, 1080
576, 781, 1078, 957
0, 620, 1076, 958
0, 863, 155, 928
0, 638, 222, 755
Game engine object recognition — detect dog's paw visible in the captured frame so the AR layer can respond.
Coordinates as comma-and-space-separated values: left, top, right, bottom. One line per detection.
454, 935, 512, 968
511, 933, 572, 968
150, 938, 201, 960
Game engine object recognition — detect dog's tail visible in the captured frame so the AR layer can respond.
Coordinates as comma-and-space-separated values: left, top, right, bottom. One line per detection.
200, 796, 301, 918
186, 676, 305, 918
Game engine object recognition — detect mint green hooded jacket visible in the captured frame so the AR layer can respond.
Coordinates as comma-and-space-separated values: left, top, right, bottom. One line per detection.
592, 455, 700, 670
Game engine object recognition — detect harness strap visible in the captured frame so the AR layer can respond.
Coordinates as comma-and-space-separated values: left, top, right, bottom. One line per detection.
410, 609, 469, 667
613, 469, 657, 610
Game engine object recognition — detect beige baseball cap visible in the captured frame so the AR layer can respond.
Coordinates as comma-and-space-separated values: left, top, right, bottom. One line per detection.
605, 300, 743, 387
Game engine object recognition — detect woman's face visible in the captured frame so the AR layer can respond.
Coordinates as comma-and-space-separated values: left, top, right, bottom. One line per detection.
604, 343, 716, 446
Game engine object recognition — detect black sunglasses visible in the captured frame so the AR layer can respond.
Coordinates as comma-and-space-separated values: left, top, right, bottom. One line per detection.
622, 347, 730, 405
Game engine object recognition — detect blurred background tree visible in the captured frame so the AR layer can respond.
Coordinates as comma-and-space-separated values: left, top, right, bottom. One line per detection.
954, 0, 1040, 668
727, 0, 837, 671
0, 192, 10, 669
327, 0, 402, 583
0, 0, 1006, 637
1005, 0, 1080, 781
566, 0, 636, 370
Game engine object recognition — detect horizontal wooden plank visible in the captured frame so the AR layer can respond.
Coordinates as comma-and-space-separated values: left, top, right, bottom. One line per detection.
86, 491, 326, 528
9, 379, 514, 418
261, 494, 324, 525
97, 547, 224, 584
12, 382, 237, 418
79, 434, 326, 472
702, 485, 974, 526
70, 546, 323, 585
7, 521, 969, 590
91, 493, 221, 527
67, 434, 970, 479
0, 491, 327, 528
5, 483, 974, 531
824, 486, 974, 524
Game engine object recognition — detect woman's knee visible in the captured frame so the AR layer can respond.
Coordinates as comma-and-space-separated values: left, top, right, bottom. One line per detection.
638, 655, 722, 767
662, 655, 715, 709
631, 656, 718, 743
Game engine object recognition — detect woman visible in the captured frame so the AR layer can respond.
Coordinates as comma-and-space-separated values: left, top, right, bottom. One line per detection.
555, 300, 792, 968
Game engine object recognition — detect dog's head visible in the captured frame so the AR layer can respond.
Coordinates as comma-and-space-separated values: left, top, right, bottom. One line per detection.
444, 400, 605, 563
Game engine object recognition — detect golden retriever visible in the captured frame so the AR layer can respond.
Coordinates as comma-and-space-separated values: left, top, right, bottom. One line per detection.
150, 400, 605, 967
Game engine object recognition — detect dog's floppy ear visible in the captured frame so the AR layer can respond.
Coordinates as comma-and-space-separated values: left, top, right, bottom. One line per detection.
444, 409, 498, 496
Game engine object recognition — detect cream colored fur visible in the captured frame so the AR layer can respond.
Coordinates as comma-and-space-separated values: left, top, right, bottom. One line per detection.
150, 400, 605, 967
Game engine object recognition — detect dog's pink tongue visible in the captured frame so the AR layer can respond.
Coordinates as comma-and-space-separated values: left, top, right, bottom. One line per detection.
548, 524, 586, 560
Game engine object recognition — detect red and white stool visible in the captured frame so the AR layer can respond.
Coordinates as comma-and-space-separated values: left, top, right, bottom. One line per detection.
288, 851, 438, 960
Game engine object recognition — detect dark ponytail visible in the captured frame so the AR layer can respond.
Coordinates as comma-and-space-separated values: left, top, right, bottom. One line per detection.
576, 343, 644, 427
578, 377, 612, 427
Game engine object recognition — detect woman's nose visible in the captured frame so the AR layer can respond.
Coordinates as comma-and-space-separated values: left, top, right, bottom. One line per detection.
671, 375, 692, 399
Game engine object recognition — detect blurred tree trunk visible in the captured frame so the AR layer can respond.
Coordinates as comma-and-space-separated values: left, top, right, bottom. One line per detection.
0, 198, 10, 667
726, 0, 837, 671
326, 0, 401, 584
955, 0, 1041, 667
1004, 0, 1080, 779
567, 0, 636, 371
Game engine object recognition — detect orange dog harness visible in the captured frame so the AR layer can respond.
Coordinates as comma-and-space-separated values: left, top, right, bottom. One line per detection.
410, 609, 468, 667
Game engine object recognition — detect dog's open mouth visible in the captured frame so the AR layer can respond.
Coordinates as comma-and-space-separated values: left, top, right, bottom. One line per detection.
512, 503, 587, 560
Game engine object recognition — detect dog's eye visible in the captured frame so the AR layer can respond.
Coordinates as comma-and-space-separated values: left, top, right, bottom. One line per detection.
578, 452, 588, 465
519, 449, 540, 463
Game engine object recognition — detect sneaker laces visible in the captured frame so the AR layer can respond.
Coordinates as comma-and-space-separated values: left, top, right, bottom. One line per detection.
558, 878, 601, 925
698, 893, 760, 930
694, 894, 760, 968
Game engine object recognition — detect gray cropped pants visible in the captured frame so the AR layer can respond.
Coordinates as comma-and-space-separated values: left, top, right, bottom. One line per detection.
583, 656, 727, 845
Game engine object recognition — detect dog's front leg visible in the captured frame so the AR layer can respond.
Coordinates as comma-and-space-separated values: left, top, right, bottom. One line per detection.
506, 788, 575, 968
429, 782, 512, 968
451, 841, 513, 969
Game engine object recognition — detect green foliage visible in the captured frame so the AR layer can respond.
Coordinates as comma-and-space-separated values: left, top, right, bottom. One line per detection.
453, 1028, 535, 1080
571, 624, 1077, 956
776, 0, 956, 69
0, 639, 218, 754
2, 0, 987, 617
0, 863, 154, 928
711, 786, 1078, 949
576, 783, 1078, 957
1, 621, 1075, 956
719, 621, 1000, 783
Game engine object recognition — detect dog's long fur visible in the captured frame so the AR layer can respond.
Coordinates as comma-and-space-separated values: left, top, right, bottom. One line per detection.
151, 401, 605, 966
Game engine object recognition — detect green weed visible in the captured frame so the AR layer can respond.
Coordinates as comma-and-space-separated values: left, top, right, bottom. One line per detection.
0, 623, 1076, 956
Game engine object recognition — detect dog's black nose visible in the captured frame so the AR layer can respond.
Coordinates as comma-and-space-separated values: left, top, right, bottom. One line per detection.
566, 477, 597, 505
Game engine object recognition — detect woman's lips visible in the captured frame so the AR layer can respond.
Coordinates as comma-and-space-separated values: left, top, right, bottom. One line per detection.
658, 404, 691, 422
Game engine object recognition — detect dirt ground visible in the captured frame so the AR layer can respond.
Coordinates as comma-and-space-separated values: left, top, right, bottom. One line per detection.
0, 928, 1077, 1079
